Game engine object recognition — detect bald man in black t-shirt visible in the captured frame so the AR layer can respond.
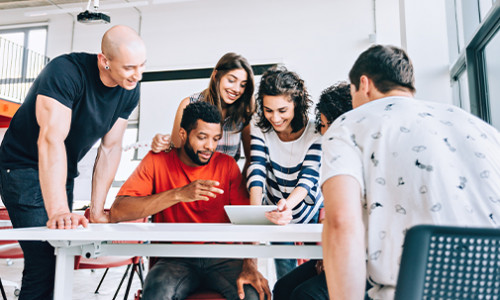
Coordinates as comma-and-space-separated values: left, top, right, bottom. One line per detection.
0, 25, 146, 300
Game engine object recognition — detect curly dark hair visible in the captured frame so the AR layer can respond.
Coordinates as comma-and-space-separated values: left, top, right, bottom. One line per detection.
256, 66, 312, 133
180, 101, 222, 134
315, 81, 352, 133
349, 45, 416, 94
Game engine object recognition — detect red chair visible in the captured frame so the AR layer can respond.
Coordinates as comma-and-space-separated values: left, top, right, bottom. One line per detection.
0, 207, 22, 300
74, 209, 147, 300
134, 289, 225, 300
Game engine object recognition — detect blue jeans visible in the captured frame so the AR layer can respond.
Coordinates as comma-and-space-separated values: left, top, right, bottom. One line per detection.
142, 257, 262, 300
0, 168, 74, 300
273, 260, 328, 300
273, 248, 297, 280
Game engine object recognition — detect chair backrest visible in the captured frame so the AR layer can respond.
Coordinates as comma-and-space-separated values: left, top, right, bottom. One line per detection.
395, 224, 500, 300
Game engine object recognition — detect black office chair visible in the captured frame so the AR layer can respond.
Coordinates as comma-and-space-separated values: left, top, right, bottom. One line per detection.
395, 224, 500, 300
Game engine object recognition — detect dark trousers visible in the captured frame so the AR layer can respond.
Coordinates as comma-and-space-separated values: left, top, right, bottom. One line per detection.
0, 168, 74, 300
143, 257, 261, 300
273, 260, 328, 300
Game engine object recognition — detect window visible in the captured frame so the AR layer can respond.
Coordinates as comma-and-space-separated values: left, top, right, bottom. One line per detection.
0, 25, 49, 102
447, 0, 500, 130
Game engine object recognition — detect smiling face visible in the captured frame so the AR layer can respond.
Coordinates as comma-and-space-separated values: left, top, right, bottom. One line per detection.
262, 95, 295, 134
218, 68, 248, 105
181, 120, 222, 166
105, 46, 146, 90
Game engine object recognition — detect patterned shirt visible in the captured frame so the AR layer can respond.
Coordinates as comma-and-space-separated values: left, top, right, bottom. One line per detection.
321, 96, 500, 299
189, 92, 242, 159
247, 119, 323, 224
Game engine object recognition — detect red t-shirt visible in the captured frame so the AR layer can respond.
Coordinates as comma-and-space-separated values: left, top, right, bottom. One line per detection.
117, 149, 249, 223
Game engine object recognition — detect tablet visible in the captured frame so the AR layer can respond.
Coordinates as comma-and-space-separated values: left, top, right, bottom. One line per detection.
224, 205, 278, 225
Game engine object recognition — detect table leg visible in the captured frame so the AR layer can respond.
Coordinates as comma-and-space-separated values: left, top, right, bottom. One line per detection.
53, 246, 74, 300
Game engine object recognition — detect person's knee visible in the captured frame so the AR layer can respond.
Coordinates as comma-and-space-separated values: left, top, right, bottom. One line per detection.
290, 287, 316, 300
242, 285, 269, 300
272, 277, 289, 300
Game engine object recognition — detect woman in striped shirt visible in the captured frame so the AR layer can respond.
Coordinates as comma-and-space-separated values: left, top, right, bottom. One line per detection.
247, 67, 323, 279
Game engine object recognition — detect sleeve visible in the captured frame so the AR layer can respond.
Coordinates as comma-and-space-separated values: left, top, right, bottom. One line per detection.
296, 136, 323, 204
227, 158, 250, 205
119, 83, 140, 120
36, 55, 83, 109
321, 125, 365, 195
117, 151, 156, 197
246, 120, 268, 190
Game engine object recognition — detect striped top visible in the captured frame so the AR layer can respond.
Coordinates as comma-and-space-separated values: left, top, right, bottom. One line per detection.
189, 92, 243, 159
247, 119, 323, 224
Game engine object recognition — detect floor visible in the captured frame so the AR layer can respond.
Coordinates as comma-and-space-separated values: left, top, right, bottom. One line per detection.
0, 257, 276, 300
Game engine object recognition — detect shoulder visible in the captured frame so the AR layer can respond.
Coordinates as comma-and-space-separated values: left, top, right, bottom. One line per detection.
178, 97, 191, 109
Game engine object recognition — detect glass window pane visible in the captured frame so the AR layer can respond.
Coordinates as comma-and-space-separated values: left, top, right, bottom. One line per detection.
479, 0, 494, 21
0, 33, 24, 79
484, 29, 500, 130
27, 29, 47, 55
458, 70, 471, 112
0, 32, 24, 47
451, 70, 471, 112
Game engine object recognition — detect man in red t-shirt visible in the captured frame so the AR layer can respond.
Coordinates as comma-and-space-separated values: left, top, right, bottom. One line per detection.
110, 101, 270, 300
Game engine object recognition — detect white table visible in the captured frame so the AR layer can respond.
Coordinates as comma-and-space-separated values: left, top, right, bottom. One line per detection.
0, 223, 322, 299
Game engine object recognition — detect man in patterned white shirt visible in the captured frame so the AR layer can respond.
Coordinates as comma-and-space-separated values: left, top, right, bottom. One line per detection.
321, 45, 500, 300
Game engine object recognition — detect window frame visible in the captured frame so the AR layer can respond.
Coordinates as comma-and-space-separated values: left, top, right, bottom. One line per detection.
449, 0, 500, 123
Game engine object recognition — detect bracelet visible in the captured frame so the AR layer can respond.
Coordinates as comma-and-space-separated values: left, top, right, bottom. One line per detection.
164, 142, 174, 153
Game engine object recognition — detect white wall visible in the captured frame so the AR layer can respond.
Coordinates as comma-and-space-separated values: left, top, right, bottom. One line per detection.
0, 0, 452, 204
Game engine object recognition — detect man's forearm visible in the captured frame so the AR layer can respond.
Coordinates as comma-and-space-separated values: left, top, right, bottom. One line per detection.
38, 137, 70, 218
110, 191, 182, 222
90, 143, 122, 218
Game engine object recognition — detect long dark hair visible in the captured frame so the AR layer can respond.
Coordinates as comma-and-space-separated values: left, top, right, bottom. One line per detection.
256, 66, 311, 133
202, 52, 255, 131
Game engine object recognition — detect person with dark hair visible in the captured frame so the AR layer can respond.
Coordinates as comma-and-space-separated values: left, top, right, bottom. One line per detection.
0, 25, 145, 299
109, 101, 270, 300
322, 44, 500, 299
273, 82, 353, 300
151, 52, 255, 173
247, 67, 323, 279
315, 81, 352, 134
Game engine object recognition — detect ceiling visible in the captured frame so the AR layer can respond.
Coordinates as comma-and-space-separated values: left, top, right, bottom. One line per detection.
0, 1, 94, 10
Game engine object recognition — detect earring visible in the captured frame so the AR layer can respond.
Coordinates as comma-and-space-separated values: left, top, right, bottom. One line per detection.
105, 66, 109, 70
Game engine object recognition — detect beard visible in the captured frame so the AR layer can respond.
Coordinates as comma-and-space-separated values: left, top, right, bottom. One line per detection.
183, 137, 213, 166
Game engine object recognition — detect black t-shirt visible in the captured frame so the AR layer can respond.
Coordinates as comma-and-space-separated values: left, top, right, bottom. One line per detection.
0, 53, 140, 178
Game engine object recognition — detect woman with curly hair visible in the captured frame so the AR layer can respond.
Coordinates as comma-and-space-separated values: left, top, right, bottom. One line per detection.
246, 67, 323, 279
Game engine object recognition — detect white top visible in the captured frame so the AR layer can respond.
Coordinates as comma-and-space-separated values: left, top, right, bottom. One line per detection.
321, 96, 500, 299
247, 120, 323, 224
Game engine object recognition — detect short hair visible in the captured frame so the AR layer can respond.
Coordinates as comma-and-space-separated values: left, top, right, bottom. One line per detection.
315, 81, 352, 133
180, 101, 222, 134
349, 45, 416, 94
256, 66, 312, 133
